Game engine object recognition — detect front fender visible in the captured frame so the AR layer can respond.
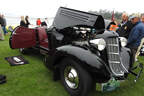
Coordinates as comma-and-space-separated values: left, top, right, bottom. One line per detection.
54, 45, 110, 75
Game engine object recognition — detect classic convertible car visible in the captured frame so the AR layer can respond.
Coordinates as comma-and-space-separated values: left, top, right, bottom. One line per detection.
9, 7, 143, 96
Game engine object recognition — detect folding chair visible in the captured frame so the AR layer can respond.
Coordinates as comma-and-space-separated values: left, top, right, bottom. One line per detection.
135, 38, 144, 60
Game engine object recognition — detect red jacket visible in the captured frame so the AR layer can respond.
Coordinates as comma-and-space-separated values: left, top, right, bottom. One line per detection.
37, 20, 41, 26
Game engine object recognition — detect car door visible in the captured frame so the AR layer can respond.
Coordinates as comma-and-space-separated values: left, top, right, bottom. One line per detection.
37, 27, 49, 48
9, 26, 37, 49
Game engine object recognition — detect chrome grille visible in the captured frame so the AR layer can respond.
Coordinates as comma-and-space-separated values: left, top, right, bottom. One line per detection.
106, 37, 124, 76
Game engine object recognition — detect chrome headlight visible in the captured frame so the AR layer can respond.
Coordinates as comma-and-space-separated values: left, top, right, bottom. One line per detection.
90, 38, 106, 51
119, 37, 127, 47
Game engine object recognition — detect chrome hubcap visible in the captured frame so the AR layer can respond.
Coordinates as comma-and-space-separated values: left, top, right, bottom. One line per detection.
64, 66, 79, 89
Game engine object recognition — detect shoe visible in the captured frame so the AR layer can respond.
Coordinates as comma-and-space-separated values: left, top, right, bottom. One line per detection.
0, 75, 6, 80
0, 79, 6, 84
0, 75, 6, 84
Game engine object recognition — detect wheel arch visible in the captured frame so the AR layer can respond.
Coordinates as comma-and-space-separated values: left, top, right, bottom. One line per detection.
52, 45, 111, 82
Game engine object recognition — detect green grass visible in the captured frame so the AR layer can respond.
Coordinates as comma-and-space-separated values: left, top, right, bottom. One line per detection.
1, 34, 144, 96
0, 34, 69, 96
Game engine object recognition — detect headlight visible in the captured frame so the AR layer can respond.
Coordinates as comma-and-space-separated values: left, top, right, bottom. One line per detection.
119, 37, 127, 47
90, 38, 106, 51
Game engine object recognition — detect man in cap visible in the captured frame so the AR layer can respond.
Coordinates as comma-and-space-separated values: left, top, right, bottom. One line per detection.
135, 14, 144, 57
127, 13, 144, 62
141, 14, 144, 23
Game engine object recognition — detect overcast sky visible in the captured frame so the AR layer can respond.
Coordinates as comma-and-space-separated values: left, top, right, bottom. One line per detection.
0, 0, 144, 18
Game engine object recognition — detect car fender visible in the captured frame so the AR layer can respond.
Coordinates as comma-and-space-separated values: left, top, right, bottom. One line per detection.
52, 45, 111, 75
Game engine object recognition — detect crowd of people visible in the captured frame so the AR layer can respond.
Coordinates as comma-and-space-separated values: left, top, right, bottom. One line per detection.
0, 14, 7, 40
107, 13, 144, 62
20, 16, 48, 28
1, 14, 49, 41
36, 18, 48, 27
20, 16, 30, 27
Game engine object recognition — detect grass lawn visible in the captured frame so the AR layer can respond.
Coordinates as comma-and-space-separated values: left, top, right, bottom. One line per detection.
0, 33, 144, 96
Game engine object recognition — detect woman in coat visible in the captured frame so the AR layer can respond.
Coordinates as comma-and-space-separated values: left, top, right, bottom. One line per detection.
25, 16, 30, 28
20, 16, 27, 27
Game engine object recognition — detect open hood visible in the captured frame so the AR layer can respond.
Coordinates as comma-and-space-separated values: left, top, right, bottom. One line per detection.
52, 7, 105, 31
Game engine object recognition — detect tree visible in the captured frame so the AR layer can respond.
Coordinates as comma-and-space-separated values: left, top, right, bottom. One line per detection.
88, 9, 122, 20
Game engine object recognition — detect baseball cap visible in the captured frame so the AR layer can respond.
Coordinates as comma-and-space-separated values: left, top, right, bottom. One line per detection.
129, 13, 141, 20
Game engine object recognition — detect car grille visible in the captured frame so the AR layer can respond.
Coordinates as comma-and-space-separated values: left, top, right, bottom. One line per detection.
106, 37, 125, 76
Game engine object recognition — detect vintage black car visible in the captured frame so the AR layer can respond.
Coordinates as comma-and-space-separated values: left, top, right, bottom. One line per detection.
9, 7, 143, 96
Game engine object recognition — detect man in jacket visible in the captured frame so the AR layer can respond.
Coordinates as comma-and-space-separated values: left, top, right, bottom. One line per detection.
116, 13, 135, 39
141, 14, 144, 23
135, 14, 144, 57
127, 14, 144, 62
121, 13, 128, 25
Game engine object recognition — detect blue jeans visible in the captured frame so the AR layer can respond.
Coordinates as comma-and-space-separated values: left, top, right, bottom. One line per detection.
2, 26, 7, 35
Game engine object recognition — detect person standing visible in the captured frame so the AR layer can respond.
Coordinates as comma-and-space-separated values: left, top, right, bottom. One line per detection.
20, 16, 27, 27
1, 15, 7, 35
116, 13, 135, 39
25, 16, 30, 28
106, 11, 117, 31
127, 13, 144, 62
121, 13, 129, 25
0, 14, 7, 35
41, 18, 48, 28
0, 25, 4, 40
44, 18, 49, 27
106, 18, 118, 31
135, 14, 144, 58
141, 14, 144, 23
36, 18, 41, 27
0, 14, 4, 40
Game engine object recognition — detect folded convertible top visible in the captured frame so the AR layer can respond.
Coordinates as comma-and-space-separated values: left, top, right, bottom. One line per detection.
53, 7, 105, 30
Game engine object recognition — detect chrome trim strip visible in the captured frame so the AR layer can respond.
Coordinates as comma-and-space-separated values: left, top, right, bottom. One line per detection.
108, 52, 119, 55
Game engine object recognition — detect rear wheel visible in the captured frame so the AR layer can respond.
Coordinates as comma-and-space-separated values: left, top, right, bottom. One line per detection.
60, 58, 93, 96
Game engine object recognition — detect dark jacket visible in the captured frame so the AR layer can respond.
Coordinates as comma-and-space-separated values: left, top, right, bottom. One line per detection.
20, 20, 27, 27
3, 18, 6, 26
41, 21, 47, 26
0, 17, 5, 26
25, 19, 30, 27
116, 21, 135, 39
127, 21, 144, 48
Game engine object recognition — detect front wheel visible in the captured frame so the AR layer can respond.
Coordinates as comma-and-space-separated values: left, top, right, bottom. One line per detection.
60, 58, 94, 96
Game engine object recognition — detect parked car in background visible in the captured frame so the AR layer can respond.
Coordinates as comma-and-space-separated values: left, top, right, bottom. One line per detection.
9, 7, 143, 96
